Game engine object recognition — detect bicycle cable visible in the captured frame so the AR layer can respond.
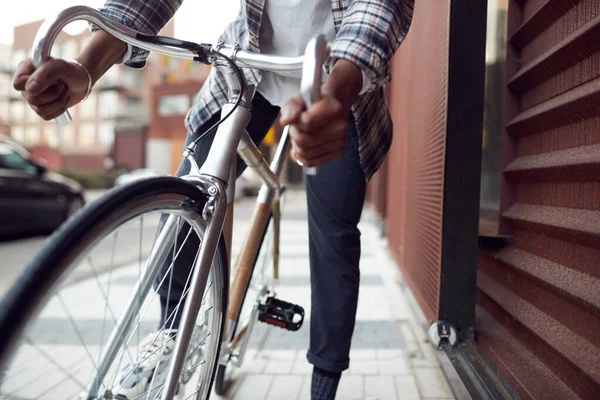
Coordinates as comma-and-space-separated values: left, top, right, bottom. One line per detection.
191, 49, 246, 146
135, 33, 247, 147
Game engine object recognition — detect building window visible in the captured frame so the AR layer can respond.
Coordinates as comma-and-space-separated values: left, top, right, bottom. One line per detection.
79, 92, 97, 119
25, 126, 41, 147
169, 57, 180, 70
79, 122, 96, 148
10, 49, 26, 71
45, 126, 60, 148
26, 103, 38, 122
98, 65, 120, 89
11, 126, 25, 144
158, 94, 190, 116
98, 122, 115, 148
61, 39, 78, 61
122, 68, 143, 88
99, 91, 120, 118
10, 102, 24, 122
61, 124, 77, 149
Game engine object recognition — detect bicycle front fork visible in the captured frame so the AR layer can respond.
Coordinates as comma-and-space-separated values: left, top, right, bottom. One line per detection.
161, 175, 229, 400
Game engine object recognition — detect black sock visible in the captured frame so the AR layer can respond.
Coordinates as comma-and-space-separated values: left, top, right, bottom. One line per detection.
311, 367, 341, 400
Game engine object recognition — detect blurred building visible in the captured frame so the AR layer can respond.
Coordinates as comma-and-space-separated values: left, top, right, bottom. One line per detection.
7, 19, 210, 173
0, 44, 11, 135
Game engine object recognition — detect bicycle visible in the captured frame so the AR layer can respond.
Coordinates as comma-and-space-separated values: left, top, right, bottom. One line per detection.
0, 5, 329, 399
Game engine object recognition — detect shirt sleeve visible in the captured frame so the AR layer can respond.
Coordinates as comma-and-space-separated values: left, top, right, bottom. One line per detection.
91, 0, 184, 69
329, 0, 415, 90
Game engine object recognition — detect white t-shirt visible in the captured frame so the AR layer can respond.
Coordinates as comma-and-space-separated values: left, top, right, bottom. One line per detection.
257, 0, 337, 106
118, 0, 370, 107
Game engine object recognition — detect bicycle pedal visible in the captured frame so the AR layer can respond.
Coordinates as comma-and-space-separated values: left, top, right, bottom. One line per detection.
258, 296, 304, 331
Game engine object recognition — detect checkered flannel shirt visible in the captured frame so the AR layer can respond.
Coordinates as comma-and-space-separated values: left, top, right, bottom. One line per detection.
98, 0, 415, 181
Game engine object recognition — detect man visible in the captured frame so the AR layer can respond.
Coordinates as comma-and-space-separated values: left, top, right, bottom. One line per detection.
13, 0, 414, 398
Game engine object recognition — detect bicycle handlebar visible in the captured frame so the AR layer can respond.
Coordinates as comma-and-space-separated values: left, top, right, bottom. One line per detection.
31, 5, 320, 125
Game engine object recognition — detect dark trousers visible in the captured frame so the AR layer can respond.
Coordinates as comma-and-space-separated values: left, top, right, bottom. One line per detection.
156, 93, 366, 373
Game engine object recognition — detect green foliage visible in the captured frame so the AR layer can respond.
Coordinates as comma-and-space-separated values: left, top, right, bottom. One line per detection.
58, 169, 120, 189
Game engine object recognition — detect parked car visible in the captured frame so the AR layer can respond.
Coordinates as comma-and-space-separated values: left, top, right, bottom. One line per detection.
0, 135, 85, 240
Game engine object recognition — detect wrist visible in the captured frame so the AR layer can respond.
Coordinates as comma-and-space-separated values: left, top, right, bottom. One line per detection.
76, 30, 128, 85
68, 60, 93, 102
323, 59, 363, 110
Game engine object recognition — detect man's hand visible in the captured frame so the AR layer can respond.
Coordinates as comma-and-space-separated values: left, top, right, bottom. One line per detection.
13, 58, 91, 121
12, 30, 128, 121
280, 59, 364, 168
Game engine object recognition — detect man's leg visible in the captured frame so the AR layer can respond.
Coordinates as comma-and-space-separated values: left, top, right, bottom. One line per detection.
155, 93, 280, 329
305, 115, 366, 398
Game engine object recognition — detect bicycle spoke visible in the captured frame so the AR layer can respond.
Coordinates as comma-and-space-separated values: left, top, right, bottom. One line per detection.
56, 293, 103, 392
162, 216, 180, 349
108, 219, 190, 390
110, 335, 176, 394
86, 253, 137, 372
137, 216, 145, 379
110, 225, 199, 391
113, 266, 212, 396
183, 332, 210, 364
184, 388, 202, 400
133, 382, 165, 400
181, 359, 206, 378
117, 226, 194, 363
4, 196, 222, 400
97, 232, 119, 368
24, 337, 87, 390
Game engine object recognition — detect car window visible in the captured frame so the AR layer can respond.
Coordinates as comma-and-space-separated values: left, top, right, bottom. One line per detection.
0, 147, 37, 174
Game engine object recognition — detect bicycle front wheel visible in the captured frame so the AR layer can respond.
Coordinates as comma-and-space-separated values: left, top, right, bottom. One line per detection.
0, 177, 227, 400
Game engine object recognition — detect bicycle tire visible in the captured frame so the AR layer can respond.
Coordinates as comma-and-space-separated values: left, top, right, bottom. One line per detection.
0, 177, 228, 399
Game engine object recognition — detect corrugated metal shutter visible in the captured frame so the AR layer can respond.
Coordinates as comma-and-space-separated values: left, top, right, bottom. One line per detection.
386, 0, 450, 322
476, 0, 600, 398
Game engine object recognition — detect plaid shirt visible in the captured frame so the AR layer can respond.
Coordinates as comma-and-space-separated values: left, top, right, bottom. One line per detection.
99, 0, 414, 181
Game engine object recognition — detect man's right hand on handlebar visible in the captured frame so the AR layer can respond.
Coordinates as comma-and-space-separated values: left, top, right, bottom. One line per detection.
13, 58, 90, 121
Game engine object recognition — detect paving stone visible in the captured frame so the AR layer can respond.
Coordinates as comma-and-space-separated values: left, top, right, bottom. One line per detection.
298, 375, 312, 399
266, 376, 303, 399
395, 375, 421, 400
263, 359, 294, 375
292, 356, 313, 375
377, 358, 410, 375
365, 375, 398, 399
413, 367, 454, 398
349, 359, 379, 375
257, 349, 298, 361
233, 375, 274, 400
337, 375, 365, 399
350, 348, 377, 360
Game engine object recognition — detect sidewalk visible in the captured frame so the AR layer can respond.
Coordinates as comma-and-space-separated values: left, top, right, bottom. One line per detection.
1, 189, 457, 400
219, 190, 456, 400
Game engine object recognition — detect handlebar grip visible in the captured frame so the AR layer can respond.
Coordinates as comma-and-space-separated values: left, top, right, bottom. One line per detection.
299, 35, 329, 177
55, 111, 72, 125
